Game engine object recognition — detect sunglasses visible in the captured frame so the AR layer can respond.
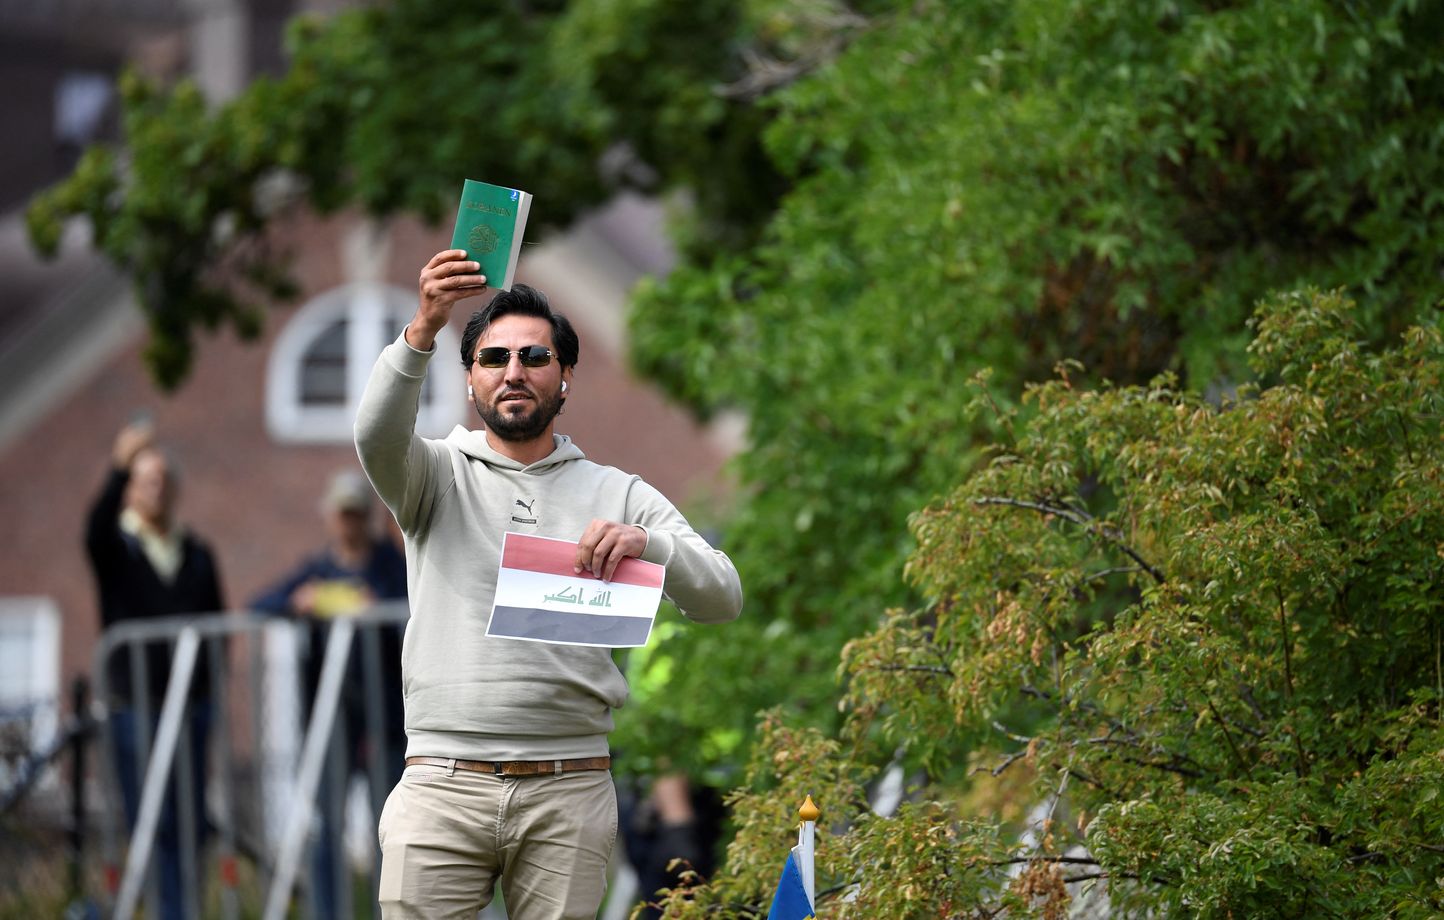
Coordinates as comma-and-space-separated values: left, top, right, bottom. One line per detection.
474, 345, 554, 368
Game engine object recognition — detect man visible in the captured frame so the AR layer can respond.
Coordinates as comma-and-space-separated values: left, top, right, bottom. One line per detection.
356, 250, 743, 919
250, 468, 408, 919
86, 421, 225, 920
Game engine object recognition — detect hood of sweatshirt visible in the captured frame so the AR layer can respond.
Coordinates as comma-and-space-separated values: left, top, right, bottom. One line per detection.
444, 426, 587, 473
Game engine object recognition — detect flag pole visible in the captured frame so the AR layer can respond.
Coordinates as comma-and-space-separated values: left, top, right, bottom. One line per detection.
797, 795, 819, 909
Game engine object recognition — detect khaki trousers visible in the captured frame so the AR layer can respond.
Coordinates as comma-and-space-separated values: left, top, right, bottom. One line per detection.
377, 763, 617, 920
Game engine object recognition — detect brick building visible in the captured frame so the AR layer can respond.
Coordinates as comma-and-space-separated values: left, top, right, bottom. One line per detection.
0, 0, 737, 756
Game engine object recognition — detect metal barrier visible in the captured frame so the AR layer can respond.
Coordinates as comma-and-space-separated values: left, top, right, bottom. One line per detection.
91, 603, 409, 920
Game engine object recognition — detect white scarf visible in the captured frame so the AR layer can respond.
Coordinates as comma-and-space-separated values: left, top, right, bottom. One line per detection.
120, 508, 184, 584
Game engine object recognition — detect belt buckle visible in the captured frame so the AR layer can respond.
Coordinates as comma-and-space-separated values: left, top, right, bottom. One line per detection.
493, 760, 507, 776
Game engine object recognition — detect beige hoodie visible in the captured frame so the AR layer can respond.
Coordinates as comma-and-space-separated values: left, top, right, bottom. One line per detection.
355, 332, 743, 761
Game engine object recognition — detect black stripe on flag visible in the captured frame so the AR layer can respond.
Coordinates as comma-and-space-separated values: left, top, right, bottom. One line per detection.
489, 605, 653, 647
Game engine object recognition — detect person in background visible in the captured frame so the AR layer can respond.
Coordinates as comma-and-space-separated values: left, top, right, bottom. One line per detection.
250, 469, 408, 919
619, 772, 727, 917
86, 419, 225, 920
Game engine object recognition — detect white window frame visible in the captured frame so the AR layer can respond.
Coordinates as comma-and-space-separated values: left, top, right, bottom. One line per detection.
266, 282, 464, 444
0, 596, 62, 778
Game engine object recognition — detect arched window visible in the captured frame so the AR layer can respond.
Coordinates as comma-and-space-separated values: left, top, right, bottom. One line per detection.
266, 283, 464, 443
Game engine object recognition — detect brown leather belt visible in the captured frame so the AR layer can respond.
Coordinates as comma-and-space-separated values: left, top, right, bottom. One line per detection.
404, 755, 611, 777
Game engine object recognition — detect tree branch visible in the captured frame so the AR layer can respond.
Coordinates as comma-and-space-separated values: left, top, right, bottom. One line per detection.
973, 497, 1166, 584
871, 664, 953, 677
1063, 871, 1136, 883
992, 721, 1033, 744
714, 8, 869, 101
1044, 768, 1070, 826
992, 856, 1143, 886
1064, 767, 1123, 798
1081, 565, 1145, 585
975, 748, 1028, 778
1019, 685, 1212, 779
992, 855, 1102, 867
1207, 696, 1253, 777
1277, 588, 1309, 777
1113, 753, 1206, 779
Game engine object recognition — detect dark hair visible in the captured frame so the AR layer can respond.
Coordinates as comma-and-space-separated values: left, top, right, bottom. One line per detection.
459, 284, 580, 370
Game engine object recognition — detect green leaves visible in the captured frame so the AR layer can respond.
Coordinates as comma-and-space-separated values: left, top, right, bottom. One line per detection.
617, 0, 1444, 800
664, 290, 1444, 916
820, 291, 1441, 914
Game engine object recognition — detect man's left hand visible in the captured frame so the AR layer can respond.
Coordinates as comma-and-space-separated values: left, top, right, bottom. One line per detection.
574, 520, 648, 582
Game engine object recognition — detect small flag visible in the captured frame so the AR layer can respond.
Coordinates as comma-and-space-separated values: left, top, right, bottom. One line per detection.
487, 532, 664, 647
767, 850, 815, 920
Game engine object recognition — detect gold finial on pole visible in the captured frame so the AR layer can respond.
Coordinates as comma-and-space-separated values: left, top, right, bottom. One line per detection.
798, 795, 820, 823
796, 796, 819, 908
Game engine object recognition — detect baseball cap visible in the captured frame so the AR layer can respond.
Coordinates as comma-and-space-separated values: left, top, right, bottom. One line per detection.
322, 470, 373, 513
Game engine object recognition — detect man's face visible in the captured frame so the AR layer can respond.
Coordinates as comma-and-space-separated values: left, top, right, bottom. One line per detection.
126, 448, 175, 524
325, 506, 371, 546
467, 314, 571, 443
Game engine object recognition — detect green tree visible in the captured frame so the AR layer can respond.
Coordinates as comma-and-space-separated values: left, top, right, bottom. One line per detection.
27, 0, 1444, 781
650, 290, 1444, 918
621, 0, 1444, 774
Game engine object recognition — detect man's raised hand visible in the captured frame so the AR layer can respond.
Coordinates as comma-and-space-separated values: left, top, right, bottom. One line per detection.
406, 250, 487, 351
111, 420, 154, 471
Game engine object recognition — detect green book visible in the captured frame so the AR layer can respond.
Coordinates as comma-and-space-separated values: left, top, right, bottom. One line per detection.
449, 179, 533, 291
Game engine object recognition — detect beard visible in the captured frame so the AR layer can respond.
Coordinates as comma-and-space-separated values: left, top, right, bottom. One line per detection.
473, 384, 563, 442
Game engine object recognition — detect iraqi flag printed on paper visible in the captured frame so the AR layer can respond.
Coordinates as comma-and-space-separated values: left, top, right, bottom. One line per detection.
487, 532, 665, 648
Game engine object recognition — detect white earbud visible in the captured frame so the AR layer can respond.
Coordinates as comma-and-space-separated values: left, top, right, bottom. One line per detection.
467, 385, 473, 397
561, 381, 569, 394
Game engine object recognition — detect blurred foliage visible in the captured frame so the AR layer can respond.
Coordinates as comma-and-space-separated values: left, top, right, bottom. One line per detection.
25, 0, 1444, 905
647, 291, 1444, 916
621, 0, 1444, 783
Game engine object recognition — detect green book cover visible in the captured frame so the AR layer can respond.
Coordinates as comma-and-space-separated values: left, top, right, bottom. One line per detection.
449, 179, 533, 291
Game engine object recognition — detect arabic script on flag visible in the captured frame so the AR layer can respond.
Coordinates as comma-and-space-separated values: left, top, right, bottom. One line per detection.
487, 532, 665, 647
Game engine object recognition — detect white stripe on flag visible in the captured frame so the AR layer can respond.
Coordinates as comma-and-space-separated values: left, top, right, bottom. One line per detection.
493, 567, 661, 618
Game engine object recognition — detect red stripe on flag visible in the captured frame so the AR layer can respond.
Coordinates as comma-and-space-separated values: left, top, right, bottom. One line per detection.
501, 533, 664, 588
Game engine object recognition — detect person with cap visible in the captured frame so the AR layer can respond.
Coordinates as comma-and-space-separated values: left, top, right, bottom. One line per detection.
250, 468, 408, 919
253, 471, 408, 622
355, 252, 743, 920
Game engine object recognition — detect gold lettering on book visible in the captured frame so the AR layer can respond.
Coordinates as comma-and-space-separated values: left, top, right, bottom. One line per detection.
465, 202, 513, 217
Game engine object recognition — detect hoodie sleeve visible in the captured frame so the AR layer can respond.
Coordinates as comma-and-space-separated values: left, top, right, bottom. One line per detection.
354, 331, 455, 536
625, 478, 743, 625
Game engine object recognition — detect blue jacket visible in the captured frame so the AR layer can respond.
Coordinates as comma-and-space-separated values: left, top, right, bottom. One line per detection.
250, 539, 408, 755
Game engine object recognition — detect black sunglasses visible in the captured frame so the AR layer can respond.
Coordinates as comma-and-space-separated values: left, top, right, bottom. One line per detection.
474, 345, 554, 368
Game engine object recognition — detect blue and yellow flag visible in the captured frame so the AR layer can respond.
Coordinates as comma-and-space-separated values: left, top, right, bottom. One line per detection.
766, 850, 815, 920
